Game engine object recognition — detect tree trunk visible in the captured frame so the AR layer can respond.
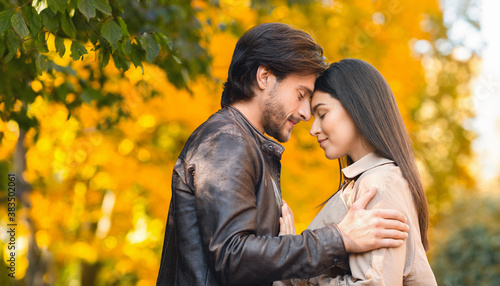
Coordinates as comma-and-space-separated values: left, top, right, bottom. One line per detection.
81, 262, 101, 286
15, 129, 45, 286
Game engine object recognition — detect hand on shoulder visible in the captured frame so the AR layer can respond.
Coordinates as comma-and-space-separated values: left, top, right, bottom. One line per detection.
337, 187, 409, 253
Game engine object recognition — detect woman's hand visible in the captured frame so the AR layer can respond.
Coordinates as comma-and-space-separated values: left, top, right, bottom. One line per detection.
279, 200, 296, 236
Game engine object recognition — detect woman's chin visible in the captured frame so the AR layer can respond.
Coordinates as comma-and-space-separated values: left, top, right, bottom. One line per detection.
324, 151, 342, 160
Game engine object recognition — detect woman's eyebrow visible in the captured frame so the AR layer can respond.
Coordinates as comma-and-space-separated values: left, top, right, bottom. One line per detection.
311, 103, 326, 114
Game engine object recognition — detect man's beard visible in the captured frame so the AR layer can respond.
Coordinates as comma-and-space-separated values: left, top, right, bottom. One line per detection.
261, 87, 294, 143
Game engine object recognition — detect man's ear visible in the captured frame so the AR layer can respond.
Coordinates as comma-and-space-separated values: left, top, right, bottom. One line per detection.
256, 65, 272, 91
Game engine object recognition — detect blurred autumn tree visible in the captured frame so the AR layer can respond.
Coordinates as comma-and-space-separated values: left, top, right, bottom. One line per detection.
431, 192, 500, 285
0, 0, 482, 285
1, 0, 212, 284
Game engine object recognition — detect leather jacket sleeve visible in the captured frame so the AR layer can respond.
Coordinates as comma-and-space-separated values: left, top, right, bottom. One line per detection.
183, 132, 347, 285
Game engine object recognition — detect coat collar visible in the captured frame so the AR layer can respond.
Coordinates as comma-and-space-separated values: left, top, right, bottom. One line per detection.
225, 106, 285, 159
341, 152, 394, 179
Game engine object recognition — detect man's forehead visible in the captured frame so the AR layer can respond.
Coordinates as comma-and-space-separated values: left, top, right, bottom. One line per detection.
279, 73, 316, 94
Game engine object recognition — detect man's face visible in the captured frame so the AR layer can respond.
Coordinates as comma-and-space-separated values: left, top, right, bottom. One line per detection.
261, 73, 317, 143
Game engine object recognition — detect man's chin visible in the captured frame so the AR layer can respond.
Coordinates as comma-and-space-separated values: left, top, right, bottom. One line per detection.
265, 125, 292, 143
273, 131, 292, 143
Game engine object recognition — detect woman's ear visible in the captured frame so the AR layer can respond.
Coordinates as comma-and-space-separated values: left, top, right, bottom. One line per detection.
256, 65, 272, 90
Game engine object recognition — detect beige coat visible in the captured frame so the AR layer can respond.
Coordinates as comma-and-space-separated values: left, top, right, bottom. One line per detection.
276, 152, 437, 285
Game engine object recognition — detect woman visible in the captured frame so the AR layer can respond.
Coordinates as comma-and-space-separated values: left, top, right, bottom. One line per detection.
277, 59, 437, 285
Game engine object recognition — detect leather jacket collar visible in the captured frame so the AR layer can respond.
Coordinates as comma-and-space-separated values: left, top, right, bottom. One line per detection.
226, 105, 285, 160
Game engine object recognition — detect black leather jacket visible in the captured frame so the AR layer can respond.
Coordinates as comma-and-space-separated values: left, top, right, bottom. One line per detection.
156, 106, 347, 285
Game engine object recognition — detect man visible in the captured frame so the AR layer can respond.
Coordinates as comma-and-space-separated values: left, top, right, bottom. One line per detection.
156, 23, 409, 286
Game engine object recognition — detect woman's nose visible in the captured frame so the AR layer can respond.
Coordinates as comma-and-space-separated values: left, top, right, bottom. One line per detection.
310, 120, 320, 136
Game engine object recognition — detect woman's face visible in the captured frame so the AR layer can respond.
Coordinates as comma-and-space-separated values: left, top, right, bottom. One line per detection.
310, 91, 372, 161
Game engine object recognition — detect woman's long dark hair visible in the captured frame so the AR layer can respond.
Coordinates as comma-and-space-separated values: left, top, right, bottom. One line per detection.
315, 58, 430, 250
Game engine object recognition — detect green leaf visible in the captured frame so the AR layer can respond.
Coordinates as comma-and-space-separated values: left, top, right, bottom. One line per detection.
94, 0, 112, 15
101, 19, 121, 48
37, 31, 46, 42
155, 32, 172, 50
25, 6, 42, 39
55, 37, 66, 57
140, 33, 159, 63
0, 40, 5, 58
90, 33, 98, 46
110, 41, 118, 53
61, 10, 76, 39
5, 29, 20, 63
78, 0, 96, 20
21, 5, 30, 19
172, 55, 181, 64
48, 0, 68, 14
11, 12, 30, 38
70, 41, 88, 60
166, 37, 172, 50
116, 16, 129, 37
6, 29, 19, 50
35, 54, 49, 75
37, 42, 49, 53
97, 43, 110, 68
0, 10, 14, 32
130, 44, 144, 74
40, 9, 60, 34
100, 50, 110, 68
109, 0, 123, 14
21, 5, 42, 39
112, 52, 129, 71
121, 39, 131, 56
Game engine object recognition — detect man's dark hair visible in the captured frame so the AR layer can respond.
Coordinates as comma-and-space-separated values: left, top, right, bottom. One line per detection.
221, 23, 327, 107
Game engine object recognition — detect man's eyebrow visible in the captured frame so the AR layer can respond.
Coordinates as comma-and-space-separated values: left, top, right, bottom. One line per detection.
312, 103, 325, 114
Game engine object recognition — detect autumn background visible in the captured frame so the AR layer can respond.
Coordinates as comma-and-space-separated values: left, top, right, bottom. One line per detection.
0, 0, 499, 285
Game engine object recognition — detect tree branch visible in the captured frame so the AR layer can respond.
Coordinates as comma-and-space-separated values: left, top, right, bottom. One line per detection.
23, 42, 47, 54
18, 0, 33, 9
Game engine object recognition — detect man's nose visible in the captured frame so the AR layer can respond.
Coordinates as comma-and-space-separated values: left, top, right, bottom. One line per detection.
298, 100, 311, 121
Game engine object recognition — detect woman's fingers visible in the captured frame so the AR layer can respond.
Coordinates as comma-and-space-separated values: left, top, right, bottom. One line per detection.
281, 200, 296, 235
279, 201, 294, 235
279, 217, 285, 236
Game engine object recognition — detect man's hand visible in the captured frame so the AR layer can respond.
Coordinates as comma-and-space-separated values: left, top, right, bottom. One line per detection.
337, 187, 409, 253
